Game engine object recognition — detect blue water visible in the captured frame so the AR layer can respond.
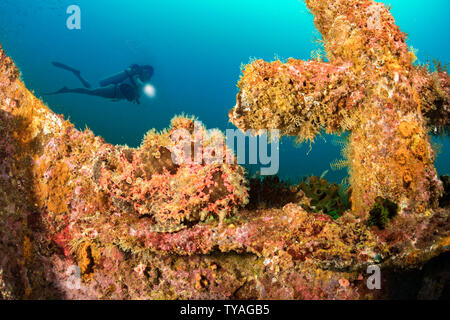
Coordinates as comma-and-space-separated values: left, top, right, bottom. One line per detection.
0, 0, 449, 183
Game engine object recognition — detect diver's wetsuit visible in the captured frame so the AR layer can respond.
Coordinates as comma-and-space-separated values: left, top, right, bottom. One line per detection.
56, 73, 142, 103
46, 63, 153, 104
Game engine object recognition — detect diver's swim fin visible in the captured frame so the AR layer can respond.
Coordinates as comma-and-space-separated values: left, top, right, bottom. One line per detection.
51, 61, 92, 89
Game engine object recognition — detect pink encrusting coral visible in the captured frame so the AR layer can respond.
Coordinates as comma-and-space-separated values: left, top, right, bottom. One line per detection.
230, 0, 450, 218
89, 116, 248, 230
34, 113, 249, 256
0, 0, 449, 301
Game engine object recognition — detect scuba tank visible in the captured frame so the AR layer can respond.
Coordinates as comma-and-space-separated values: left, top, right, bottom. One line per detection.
99, 71, 129, 87
99, 65, 141, 87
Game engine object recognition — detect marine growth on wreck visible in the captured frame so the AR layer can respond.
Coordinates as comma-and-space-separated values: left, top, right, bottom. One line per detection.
0, 0, 449, 301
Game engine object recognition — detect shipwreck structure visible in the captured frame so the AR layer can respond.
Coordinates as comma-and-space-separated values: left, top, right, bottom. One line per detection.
0, 0, 449, 300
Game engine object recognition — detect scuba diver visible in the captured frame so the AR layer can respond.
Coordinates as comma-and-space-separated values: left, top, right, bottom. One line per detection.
46, 62, 154, 104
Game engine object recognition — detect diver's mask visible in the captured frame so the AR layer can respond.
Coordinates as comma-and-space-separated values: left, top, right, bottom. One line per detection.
129, 64, 154, 82
140, 66, 154, 82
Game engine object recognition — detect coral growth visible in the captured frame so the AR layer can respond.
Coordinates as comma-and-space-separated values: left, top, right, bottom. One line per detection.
367, 197, 398, 229
229, 0, 450, 219
0, 0, 449, 301
298, 176, 350, 219
246, 175, 303, 209
245, 175, 349, 219
92, 116, 248, 229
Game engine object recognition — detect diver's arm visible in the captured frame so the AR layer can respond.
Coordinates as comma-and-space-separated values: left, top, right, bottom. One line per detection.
133, 74, 144, 87
133, 75, 144, 104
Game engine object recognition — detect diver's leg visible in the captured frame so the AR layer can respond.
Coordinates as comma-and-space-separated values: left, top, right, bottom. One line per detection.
45, 86, 118, 99
70, 87, 117, 98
